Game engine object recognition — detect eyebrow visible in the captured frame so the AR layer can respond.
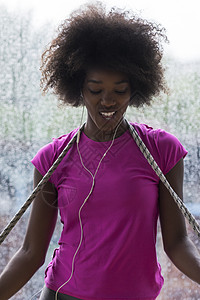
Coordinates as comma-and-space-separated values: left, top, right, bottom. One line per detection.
87, 79, 129, 84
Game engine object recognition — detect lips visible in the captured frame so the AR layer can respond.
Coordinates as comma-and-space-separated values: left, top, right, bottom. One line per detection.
100, 111, 115, 116
99, 111, 116, 120
100, 111, 116, 120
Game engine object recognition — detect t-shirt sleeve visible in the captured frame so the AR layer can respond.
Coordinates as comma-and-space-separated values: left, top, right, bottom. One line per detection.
153, 129, 188, 175
31, 141, 57, 184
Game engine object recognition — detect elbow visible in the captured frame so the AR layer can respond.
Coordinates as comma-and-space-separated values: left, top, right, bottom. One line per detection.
30, 251, 46, 269
163, 240, 175, 257
36, 256, 45, 268
163, 235, 188, 260
163, 244, 174, 259
39, 257, 46, 268
20, 246, 46, 269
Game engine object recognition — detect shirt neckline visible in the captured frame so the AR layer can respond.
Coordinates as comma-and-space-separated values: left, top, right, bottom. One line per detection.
81, 127, 130, 146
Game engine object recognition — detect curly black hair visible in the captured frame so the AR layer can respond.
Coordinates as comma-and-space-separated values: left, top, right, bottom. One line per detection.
40, 2, 168, 107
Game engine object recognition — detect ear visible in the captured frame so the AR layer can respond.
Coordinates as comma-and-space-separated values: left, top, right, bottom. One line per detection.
80, 91, 85, 105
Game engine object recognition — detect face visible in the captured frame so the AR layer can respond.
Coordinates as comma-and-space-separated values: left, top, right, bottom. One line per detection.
82, 68, 131, 141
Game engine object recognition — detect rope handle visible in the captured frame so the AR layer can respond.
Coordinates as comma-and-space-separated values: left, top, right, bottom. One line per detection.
127, 121, 200, 237
0, 125, 84, 245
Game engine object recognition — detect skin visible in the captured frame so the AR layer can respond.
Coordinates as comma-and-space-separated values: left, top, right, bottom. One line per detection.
0, 169, 58, 300
0, 68, 200, 300
82, 68, 132, 142
159, 158, 200, 283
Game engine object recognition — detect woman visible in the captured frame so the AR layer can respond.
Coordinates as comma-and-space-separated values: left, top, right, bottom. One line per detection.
0, 3, 200, 300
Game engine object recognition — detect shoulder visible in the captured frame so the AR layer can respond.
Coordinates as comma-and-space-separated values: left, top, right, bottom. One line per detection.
129, 122, 188, 174
33, 127, 79, 160
130, 122, 184, 149
31, 127, 79, 179
50, 127, 79, 154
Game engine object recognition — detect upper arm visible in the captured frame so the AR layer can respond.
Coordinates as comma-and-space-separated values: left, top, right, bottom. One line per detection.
159, 158, 187, 254
22, 167, 58, 264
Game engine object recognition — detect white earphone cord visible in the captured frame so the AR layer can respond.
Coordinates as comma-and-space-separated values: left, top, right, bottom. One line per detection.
55, 118, 123, 299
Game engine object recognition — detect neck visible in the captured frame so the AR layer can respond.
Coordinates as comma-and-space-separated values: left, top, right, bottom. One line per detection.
83, 118, 128, 142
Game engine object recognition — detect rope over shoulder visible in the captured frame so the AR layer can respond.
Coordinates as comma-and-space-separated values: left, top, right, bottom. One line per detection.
126, 120, 200, 237
0, 124, 85, 245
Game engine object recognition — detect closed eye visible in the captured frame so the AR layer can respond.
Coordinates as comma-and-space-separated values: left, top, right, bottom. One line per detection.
89, 89, 128, 95
115, 89, 128, 94
89, 89, 101, 95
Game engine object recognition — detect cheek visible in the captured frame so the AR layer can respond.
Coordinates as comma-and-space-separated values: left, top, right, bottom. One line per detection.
84, 99, 96, 112
83, 93, 99, 109
83, 98, 100, 121
118, 98, 130, 111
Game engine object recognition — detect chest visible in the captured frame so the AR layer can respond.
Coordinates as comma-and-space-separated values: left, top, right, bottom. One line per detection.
54, 139, 160, 223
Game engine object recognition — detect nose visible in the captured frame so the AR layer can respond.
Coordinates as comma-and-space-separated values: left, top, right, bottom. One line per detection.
100, 92, 116, 107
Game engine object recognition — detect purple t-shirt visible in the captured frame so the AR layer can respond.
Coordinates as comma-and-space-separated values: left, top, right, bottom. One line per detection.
31, 122, 188, 300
